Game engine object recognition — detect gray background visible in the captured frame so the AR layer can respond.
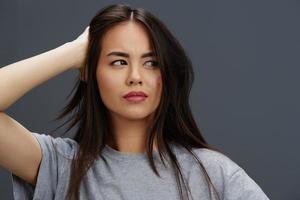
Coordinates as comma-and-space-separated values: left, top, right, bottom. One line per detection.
0, 0, 299, 199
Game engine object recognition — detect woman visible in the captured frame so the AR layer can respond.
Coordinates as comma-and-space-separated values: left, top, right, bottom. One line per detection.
0, 3, 270, 200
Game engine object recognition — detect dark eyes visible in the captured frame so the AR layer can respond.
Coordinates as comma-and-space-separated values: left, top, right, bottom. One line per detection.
110, 60, 159, 68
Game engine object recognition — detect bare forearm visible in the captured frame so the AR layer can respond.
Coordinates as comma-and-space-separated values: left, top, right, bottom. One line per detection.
0, 41, 80, 111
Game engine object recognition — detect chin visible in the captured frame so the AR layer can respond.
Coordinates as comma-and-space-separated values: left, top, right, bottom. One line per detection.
123, 112, 152, 120
112, 109, 153, 121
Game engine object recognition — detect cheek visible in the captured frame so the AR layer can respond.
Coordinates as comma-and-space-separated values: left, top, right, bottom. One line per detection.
156, 74, 162, 89
149, 74, 162, 90
97, 70, 118, 94
147, 73, 162, 88
150, 74, 162, 99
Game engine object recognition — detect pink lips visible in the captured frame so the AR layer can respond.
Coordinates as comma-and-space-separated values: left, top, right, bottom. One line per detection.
123, 91, 148, 103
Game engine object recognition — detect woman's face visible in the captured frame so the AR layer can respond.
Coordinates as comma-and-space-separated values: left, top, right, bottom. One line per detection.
96, 21, 162, 121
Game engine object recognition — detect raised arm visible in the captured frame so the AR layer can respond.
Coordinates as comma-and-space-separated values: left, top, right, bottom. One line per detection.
0, 26, 89, 186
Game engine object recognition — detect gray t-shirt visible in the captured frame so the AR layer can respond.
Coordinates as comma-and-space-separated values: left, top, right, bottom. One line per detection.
10, 132, 270, 200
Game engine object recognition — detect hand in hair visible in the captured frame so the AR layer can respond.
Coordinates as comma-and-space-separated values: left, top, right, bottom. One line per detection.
71, 26, 90, 81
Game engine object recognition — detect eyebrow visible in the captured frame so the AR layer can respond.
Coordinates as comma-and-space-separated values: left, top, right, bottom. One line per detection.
106, 51, 156, 58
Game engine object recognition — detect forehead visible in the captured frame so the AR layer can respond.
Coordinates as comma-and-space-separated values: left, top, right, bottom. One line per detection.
100, 21, 154, 54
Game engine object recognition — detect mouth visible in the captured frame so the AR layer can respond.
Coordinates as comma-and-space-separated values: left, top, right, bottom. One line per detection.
123, 91, 148, 103
123, 95, 147, 103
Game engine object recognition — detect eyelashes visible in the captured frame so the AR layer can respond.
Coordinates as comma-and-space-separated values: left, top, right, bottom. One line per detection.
109, 60, 159, 68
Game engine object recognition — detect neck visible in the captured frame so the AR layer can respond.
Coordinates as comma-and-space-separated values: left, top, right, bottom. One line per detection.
106, 112, 157, 153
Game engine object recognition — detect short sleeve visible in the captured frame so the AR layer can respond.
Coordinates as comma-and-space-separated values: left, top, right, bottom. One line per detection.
224, 167, 270, 200
186, 148, 270, 200
10, 132, 78, 200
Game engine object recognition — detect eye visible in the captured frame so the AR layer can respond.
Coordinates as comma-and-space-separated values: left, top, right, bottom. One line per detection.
110, 60, 127, 66
145, 60, 159, 68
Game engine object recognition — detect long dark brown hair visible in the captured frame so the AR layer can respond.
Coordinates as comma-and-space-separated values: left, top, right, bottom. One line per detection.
50, 3, 227, 200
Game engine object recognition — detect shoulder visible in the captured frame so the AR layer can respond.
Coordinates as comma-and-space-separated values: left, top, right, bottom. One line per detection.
31, 132, 79, 160
172, 144, 242, 178
191, 148, 241, 174
191, 148, 270, 199
170, 146, 240, 197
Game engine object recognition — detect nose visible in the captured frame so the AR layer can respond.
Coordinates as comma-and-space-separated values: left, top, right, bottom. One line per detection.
126, 65, 143, 86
